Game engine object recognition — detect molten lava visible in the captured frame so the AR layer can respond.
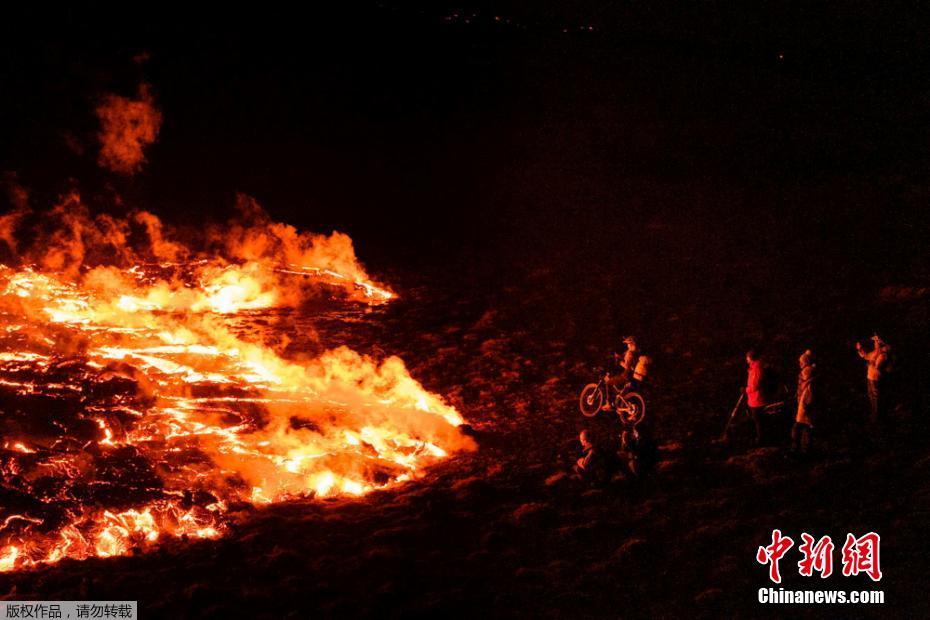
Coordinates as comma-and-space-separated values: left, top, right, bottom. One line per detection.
0, 196, 473, 572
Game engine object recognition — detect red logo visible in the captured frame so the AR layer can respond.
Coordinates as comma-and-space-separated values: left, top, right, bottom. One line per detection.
798, 533, 834, 578
841, 532, 882, 582
756, 529, 794, 584
758, 530, 881, 583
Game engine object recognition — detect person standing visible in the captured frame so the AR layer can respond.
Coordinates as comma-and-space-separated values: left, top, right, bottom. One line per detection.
608, 336, 642, 392
792, 350, 817, 455
617, 336, 639, 385
613, 336, 650, 391
746, 349, 766, 445
856, 334, 891, 424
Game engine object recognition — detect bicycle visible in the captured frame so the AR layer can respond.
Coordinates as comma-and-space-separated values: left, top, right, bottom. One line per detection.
579, 369, 646, 426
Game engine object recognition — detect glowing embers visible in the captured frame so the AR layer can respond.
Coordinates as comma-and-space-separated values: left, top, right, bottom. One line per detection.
0, 504, 222, 572
0, 260, 471, 572
275, 264, 394, 303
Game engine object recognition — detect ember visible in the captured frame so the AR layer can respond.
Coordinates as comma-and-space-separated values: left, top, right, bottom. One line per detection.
0, 195, 473, 571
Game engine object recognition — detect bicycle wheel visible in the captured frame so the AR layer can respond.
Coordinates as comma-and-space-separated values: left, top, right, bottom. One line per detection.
579, 384, 603, 417
619, 392, 646, 426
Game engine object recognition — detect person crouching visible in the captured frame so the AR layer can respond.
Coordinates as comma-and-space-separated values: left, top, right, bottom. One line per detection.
573, 430, 607, 484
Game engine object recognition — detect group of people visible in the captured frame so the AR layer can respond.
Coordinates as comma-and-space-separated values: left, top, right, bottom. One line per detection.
737, 333, 894, 455
574, 336, 655, 483
738, 347, 817, 453
573, 332, 898, 483
574, 425, 656, 485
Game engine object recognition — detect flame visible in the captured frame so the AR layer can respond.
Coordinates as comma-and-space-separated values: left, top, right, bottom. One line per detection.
0, 546, 19, 572
0, 198, 473, 572
96, 84, 162, 175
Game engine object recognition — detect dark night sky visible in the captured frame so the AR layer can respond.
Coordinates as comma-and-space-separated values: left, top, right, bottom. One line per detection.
1, 2, 929, 287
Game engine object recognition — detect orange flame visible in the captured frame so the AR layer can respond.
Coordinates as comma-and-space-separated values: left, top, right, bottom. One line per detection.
0, 197, 472, 572
96, 84, 162, 175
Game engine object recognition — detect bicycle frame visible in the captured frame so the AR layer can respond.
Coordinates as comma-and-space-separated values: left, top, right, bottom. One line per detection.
581, 370, 645, 424
598, 373, 631, 410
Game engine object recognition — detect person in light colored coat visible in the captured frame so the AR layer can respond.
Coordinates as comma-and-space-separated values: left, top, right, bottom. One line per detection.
792, 350, 816, 454
856, 334, 891, 423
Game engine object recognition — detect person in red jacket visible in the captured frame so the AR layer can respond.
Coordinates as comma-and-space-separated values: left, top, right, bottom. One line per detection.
745, 349, 766, 445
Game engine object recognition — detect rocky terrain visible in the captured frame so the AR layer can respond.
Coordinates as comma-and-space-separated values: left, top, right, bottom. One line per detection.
2, 252, 927, 618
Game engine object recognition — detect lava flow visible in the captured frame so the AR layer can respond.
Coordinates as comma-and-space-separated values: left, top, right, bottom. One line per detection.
0, 194, 474, 572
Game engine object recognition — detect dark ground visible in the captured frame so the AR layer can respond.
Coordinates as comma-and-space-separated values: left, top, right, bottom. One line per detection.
2, 2, 930, 617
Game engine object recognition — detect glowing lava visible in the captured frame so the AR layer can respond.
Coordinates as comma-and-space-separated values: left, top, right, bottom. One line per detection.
0, 197, 472, 572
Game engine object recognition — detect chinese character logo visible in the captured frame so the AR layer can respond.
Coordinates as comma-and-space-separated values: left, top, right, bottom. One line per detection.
798, 533, 834, 578
841, 532, 882, 582
757, 530, 881, 583
756, 529, 794, 584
